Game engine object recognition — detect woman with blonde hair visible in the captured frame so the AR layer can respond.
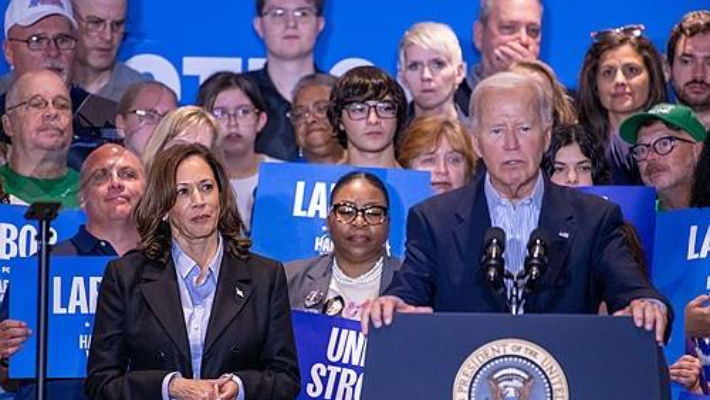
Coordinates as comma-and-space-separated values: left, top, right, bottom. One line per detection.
398, 115, 476, 194
141, 105, 220, 172
398, 22, 466, 123
509, 60, 577, 126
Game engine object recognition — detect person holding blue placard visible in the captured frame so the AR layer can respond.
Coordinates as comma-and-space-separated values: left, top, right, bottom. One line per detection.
0, 143, 145, 399
86, 144, 299, 400
327, 66, 407, 169
286, 171, 401, 320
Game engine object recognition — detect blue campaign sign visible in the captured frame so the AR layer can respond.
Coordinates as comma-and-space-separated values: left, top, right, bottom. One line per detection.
651, 208, 710, 399
250, 163, 431, 262
292, 311, 365, 400
680, 392, 710, 400
578, 185, 657, 268
0, 204, 85, 302
9, 256, 112, 379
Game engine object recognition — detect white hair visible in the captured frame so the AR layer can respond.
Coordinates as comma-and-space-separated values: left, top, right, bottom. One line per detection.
469, 71, 553, 133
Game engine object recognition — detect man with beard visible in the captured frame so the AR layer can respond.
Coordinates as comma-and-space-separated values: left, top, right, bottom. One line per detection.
0, 69, 80, 208
620, 103, 706, 211
668, 10, 710, 128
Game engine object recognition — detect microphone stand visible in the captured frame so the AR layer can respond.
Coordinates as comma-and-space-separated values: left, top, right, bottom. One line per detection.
25, 202, 61, 400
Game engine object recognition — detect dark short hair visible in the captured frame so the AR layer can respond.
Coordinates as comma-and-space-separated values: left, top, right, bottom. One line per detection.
330, 171, 389, 208
117, 81, 177, 116
327, 66, 408, 148
134, 143, 250, 263
197, 71, 267, 113
667, 11, 710, 67
256, 0, 325, 16
542, 124, 612, 185
577, 33, 667, 146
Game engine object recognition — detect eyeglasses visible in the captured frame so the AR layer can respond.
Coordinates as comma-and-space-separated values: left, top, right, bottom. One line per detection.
211, 106, 259, 123
287, 101, 329, 124
590, 24, 645, 43
629, 135, 696, 161
76, 14, 126, 34
261, 7, 318, 24
343, 101, 398, 121
126, 109, 168, 126
6, 94, 72, 114
331, 202, 389, 226
7, 34, 77, 51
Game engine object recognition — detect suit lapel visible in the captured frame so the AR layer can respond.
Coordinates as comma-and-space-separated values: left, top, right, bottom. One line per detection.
203, 252, 253, 356
452, 176, 507, 311
528, 181, 577, 312
139, 258, 191, 370
302, 255, 334, 308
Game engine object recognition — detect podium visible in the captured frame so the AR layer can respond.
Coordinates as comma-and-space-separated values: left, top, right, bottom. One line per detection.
361, 313, 669, 400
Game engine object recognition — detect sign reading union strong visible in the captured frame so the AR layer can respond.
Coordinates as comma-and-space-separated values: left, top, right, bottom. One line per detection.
453, 339, 570, 400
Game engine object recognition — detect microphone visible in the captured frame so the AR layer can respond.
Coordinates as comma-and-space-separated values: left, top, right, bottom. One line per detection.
482, 227, 506, 289
524, 228, 549, 287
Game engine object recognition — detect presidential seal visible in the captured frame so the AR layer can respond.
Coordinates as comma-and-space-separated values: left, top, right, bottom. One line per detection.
453, 339, 569, 400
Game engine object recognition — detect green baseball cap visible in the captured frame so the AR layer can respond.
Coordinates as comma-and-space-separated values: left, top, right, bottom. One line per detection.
620, 103, 707, 144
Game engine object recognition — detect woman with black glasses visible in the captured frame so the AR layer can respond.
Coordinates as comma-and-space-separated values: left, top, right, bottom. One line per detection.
327, 66, 407, 168
286, 171, 401, 320
577, 24, 668, 185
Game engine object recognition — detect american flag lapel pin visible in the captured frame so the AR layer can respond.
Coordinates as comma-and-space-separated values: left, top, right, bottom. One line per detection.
558, 231, 569, 239
235, 287, 244, 298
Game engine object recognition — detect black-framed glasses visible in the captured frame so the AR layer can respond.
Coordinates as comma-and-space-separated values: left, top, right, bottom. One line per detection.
6, 94, 72, 114
591, 24, 645, 43
75, 13, 126, 34
331, 202, 389, 226
343, 101, 398, 121
261, 7, 318, 24
211, 106, 259, 123
7, 34, 77, 51
629, 135, 696, 161
287, 101, 329, 124
126, 109, 167, 126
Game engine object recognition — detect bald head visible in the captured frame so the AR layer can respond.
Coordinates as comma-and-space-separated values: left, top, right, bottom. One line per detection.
80, 143, 145, 223
6, 69, 69, 107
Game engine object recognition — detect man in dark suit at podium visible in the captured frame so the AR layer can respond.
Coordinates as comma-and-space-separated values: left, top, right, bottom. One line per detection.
362, 72, 671, 344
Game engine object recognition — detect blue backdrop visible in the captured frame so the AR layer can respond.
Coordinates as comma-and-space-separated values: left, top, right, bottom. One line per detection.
0, 0, 706, 102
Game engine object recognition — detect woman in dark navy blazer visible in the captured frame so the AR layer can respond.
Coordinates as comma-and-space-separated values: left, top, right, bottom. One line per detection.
86, 144, 300, 400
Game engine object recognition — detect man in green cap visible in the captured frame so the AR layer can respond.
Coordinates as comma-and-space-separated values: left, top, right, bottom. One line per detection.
620, 102, 706, 210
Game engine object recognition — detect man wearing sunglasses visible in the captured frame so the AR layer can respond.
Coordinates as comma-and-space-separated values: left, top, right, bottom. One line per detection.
667, 11, 710, 129
1, 0, 119, 172
620, 103, 706, 211
71, 0, 151, 103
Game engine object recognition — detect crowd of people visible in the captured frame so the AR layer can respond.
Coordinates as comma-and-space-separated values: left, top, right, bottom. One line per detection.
0, 0, 707, 398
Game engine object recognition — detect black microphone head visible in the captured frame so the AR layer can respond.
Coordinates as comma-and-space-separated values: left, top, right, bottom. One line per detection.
485, 227, 506, 251
527, 228, 550, 249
